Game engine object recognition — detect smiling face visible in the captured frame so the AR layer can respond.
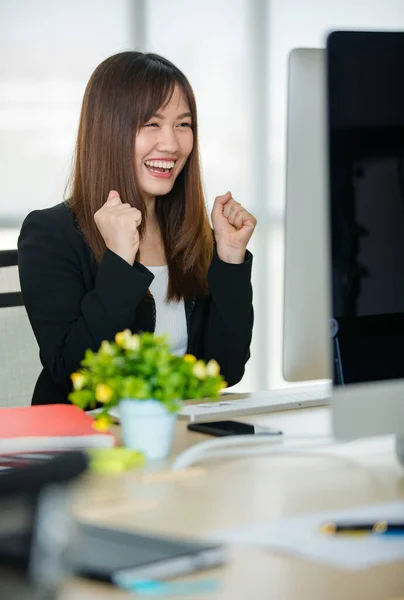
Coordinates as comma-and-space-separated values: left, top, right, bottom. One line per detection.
134, 84, 194, 203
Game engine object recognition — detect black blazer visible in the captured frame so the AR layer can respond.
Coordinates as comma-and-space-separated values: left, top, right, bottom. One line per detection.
18, 203, 254, 405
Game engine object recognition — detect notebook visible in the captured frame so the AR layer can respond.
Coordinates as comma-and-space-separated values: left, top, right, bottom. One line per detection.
0, 405, 115, 453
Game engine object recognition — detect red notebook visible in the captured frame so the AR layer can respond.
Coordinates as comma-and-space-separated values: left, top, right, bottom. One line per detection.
0, 404, 115, 453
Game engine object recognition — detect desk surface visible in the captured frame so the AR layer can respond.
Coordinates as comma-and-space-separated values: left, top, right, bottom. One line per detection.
62, 406, 404, 600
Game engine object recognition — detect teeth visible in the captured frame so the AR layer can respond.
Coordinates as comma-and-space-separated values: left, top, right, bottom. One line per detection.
145, 160, 175, 169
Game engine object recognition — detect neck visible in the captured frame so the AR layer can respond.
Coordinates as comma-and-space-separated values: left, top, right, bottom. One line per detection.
144, 195, 156, 217
143, 196, 158, 230
143, 196, 161, 236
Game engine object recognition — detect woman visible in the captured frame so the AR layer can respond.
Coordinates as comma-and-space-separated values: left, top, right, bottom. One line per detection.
18, 51, 256, 405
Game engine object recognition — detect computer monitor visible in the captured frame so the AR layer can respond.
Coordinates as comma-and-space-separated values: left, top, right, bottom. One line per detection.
282, 48, 332, 383
282, 37, 404, 465
327, 30, 404, 461
328, 30, 404, 385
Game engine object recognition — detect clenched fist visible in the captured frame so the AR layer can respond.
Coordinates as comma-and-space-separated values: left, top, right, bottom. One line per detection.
94, 190, 142, 265
211, 191, 257, 264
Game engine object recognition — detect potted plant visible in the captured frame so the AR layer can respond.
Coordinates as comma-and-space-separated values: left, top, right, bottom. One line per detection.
68, 330, 226, 460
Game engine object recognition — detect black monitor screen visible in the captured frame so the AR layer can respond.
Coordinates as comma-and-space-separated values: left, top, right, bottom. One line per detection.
327, 31, 404, 384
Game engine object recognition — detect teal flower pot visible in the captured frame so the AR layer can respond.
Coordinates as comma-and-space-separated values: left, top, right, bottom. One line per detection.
119, 399, 177, 460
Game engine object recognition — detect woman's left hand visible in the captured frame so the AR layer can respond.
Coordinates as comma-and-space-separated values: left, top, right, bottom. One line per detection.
211, 191, 257, 264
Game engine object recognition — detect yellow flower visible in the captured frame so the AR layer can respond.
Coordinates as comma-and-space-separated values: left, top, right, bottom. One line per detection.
92, 416, 111, 432
219, 380, 228, 390
193, 360, 206, 379
183, 354, 197, 364
115, 330, 140, 351
125, 334, 140, 351
206, 359, 220, 377
71, 372, 86, 390
100, 340, 114, 355
115, 329, 131, 347
95, 383, 113, 403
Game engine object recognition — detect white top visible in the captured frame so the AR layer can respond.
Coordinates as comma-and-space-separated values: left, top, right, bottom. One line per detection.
146, 265, 188, 357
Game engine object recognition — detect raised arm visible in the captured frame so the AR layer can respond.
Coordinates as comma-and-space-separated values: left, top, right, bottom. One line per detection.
203, 249, 253, 386
18, 204, 153, 386
203, 192, 256, 386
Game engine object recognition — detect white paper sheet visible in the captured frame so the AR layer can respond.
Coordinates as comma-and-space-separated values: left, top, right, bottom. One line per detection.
213, 502, 404, 569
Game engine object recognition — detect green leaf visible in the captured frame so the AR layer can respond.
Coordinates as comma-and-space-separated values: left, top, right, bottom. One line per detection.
68, 389, 96, 410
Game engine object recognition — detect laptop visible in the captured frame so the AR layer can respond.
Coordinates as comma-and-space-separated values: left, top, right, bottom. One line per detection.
0, 522, 226, 584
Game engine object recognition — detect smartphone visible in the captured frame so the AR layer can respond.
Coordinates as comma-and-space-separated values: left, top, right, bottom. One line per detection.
187, 420, 282, 437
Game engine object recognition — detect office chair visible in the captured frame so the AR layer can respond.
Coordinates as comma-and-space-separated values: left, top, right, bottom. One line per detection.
0, 250, 41, 407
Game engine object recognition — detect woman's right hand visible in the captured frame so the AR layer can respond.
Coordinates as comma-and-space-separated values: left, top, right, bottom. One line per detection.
94, 191, 142, 265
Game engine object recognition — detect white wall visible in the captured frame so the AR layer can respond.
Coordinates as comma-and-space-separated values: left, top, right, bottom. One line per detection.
0, 0, 135, 221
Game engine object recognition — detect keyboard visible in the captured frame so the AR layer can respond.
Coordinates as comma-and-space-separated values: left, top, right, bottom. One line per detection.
179, 384, 330, 423
88, 383, 330, 424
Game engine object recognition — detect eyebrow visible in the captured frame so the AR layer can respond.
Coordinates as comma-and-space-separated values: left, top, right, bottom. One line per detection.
153, 111, 192, 120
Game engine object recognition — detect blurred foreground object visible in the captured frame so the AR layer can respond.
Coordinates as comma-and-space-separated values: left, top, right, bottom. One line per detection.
0, 451, 88, 599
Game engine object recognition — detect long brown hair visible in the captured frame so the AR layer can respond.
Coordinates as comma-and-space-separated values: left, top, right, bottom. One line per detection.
68, 51, 213, 300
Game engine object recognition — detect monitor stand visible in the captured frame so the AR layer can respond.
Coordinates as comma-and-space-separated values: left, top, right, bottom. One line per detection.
330, 318, 344, 385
